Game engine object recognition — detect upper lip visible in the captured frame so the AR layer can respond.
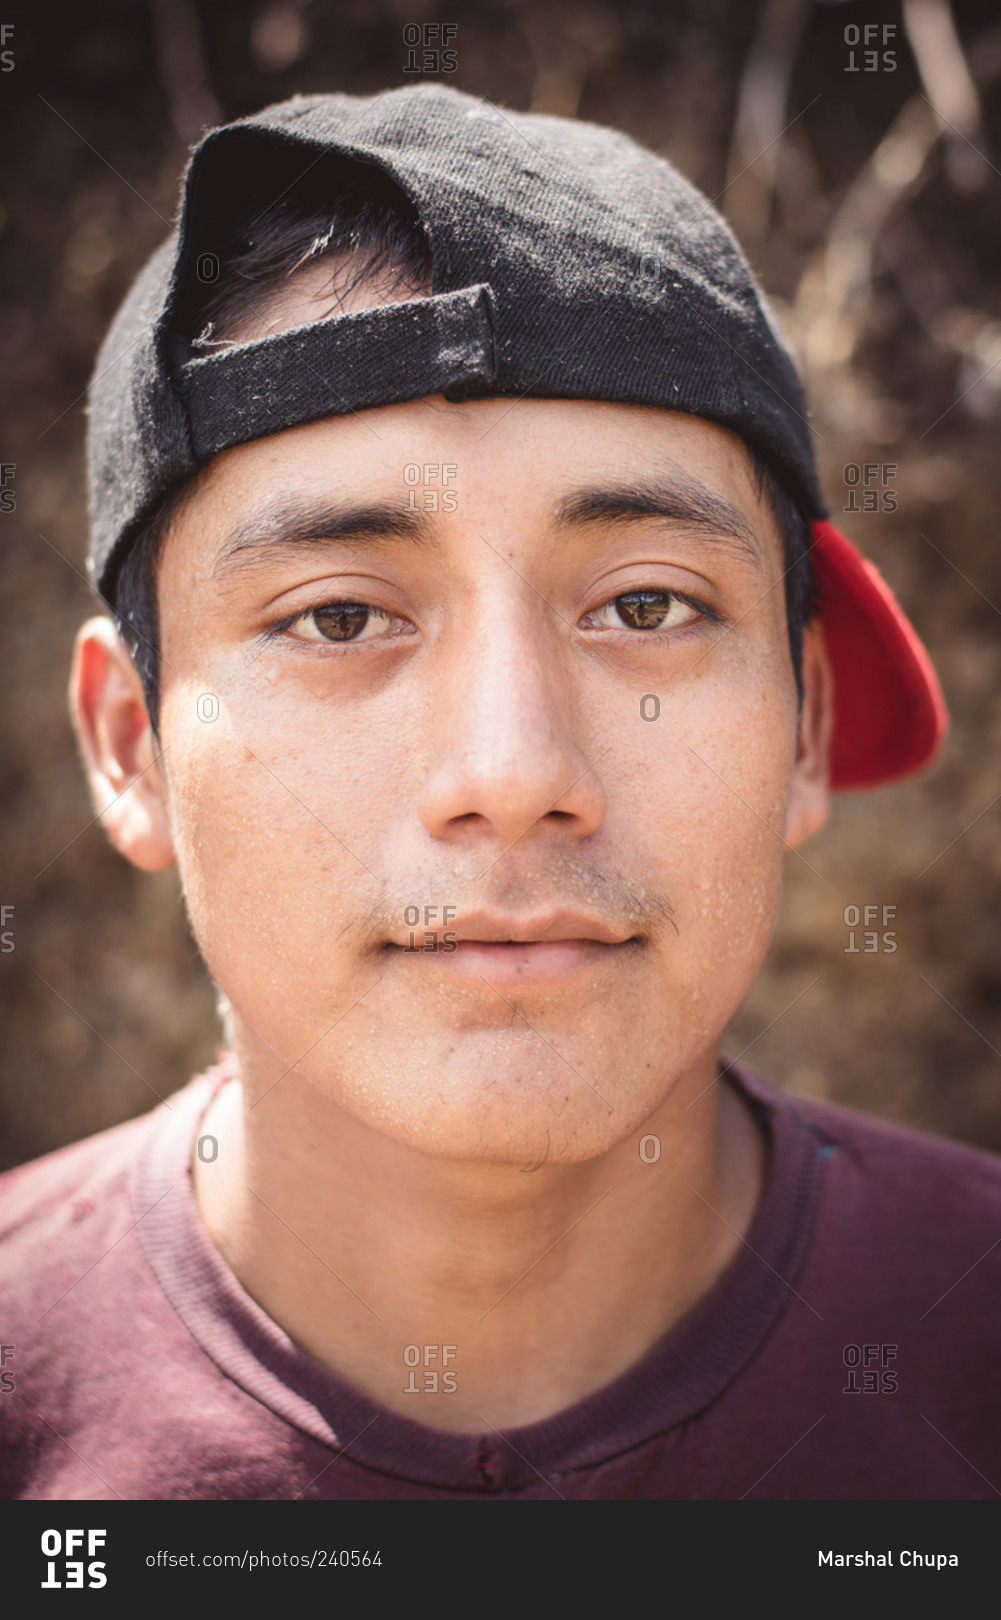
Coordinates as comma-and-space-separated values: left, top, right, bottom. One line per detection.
396, 910, 635, 945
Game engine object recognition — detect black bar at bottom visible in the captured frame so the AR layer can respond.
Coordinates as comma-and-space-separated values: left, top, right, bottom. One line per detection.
5, 1499, 993, 1606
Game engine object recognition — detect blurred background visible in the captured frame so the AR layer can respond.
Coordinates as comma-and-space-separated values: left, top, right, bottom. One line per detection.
1, 0, 999, 1170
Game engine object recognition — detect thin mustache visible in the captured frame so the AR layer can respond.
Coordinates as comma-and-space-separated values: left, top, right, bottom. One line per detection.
348, 878, 678, 943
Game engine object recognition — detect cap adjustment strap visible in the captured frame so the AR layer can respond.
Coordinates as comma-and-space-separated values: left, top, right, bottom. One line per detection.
178, 283, 496, 458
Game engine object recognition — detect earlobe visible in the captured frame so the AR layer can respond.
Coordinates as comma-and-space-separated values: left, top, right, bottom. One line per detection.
69, 617, 176, 872
784, 621, 833, 848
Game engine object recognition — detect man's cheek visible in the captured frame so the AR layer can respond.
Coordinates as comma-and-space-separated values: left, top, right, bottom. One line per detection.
642, 715, 789, 992
164, 737, 370, 1010
685, 809, 782, 966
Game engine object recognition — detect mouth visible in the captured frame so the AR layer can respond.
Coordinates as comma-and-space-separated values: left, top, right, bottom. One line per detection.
386, 911, 640, 986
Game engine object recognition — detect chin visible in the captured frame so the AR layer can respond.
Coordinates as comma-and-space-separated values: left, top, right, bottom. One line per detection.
367, 1105, 628, 1169
305, 1037, 673, 1167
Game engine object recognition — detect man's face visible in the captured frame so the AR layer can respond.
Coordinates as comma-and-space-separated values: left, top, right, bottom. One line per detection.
140, 396, 826, 1164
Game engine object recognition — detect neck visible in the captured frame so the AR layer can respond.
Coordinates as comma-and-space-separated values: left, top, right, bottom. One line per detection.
193, 1045, 765, 1433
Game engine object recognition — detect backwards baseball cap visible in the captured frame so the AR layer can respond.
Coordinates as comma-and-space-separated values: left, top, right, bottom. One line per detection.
86, 83, 947, 790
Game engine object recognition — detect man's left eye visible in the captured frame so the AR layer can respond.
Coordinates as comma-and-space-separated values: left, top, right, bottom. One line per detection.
289, 601, 397, 642
589, 590, 701, 631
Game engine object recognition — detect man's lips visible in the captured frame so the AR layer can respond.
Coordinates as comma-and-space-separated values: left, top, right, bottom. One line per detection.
439, 938, 634, 984
387, 912, 639, 985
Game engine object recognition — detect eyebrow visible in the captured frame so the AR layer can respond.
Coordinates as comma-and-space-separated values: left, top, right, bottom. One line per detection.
212, 473, 762, 581
213, 497, 435, 579
553, 478, 761, 562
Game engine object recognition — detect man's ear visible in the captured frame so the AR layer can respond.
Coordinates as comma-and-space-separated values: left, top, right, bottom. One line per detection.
784, 620, 833, 848
69, 616, 176, 871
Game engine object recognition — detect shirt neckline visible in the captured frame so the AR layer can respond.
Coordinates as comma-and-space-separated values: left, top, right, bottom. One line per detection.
134, 1058, 821, 1493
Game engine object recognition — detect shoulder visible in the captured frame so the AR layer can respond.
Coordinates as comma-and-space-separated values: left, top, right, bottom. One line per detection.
742, 1064, 1001, 1196
743, 1070, 1001, 1308
0, 1070, 225, 1499
788, 1086, 1001, 1204
0, 1072, 216, 1282
0, 1108, 153, 1247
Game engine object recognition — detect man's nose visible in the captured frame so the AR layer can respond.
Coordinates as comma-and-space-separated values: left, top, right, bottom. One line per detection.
416, 601, 608, 852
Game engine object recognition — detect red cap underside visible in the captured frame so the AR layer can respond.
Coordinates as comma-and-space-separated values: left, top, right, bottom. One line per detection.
810, 521, 948, 791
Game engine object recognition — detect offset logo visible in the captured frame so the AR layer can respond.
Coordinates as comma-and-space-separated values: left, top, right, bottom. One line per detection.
40, 1529, 107, 1590
843, 23, 897, 72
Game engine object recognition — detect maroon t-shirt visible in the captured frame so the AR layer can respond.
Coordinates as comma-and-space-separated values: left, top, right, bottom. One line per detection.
2, 1059, 1000, 1500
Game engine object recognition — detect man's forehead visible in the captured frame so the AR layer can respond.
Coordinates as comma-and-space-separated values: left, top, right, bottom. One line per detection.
195, 393, 763, 509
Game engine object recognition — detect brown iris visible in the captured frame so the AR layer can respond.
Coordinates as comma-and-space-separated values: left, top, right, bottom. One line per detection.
312, 603, 372, 640
612, 591, 675, 629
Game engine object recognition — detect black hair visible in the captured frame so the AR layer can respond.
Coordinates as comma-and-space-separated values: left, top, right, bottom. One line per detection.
193, 167, 432, 345
754, 454, 817, 691
113, 188, 815, 730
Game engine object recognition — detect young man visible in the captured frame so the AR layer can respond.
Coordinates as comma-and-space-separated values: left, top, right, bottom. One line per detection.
2, 84, 997, 1502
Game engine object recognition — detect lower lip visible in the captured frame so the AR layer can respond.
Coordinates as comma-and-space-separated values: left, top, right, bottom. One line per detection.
394, 939, 632, 985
